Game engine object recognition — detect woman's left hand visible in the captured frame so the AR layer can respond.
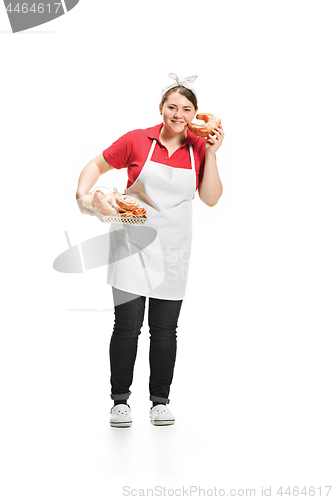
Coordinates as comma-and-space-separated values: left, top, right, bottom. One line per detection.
205, 125, 225, 155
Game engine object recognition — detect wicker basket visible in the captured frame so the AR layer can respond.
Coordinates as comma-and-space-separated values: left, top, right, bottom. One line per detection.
93, 209, 147, 225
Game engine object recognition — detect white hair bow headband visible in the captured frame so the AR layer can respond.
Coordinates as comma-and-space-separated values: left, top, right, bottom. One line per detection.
161, 73, 198, 99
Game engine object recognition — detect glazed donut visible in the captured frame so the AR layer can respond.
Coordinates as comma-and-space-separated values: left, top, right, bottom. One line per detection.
187, 113, 221, 138
93, 190, 117, 216
116, 195, 139, 212
132, 207, 147, 217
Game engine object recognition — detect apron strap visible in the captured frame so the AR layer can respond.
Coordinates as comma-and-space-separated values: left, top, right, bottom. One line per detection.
125, 140, 156, 195
188, 144, 196, 172
147, 140, 157, 162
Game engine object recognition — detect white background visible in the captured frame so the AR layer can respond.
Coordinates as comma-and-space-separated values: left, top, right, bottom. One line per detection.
1, 0, 332, 498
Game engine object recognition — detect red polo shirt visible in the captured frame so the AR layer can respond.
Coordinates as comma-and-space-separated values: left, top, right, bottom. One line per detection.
103, 123, 206, 192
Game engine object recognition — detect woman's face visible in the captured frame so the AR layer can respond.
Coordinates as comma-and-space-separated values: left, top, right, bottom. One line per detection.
159, 92, 197, 136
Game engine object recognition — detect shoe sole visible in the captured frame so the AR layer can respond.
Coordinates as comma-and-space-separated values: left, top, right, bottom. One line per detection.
110, 422, 132, 428
150, 418, 175, 426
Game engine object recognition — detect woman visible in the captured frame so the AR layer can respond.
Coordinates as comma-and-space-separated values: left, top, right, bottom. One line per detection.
76, 74, 224, 427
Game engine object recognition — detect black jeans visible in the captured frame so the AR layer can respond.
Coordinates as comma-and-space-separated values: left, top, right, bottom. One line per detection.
110, 287, 183, 405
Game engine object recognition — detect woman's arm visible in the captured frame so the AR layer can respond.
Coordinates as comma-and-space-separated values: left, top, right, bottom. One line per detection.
76, 153, 114, 199
198, 126, 224, 207
76, 153, 114, 215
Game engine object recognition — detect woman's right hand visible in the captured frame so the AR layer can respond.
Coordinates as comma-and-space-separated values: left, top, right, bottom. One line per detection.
76, 193, 96, 216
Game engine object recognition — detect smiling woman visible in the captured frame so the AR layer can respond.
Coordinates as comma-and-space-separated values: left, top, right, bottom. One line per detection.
75, 73, 225, 428
159, 91, 197, 156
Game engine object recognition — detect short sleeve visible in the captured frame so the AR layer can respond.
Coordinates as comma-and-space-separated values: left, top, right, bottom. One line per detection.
103, 131, 134, 169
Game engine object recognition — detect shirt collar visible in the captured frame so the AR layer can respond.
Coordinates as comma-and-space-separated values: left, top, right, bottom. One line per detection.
147, 123, 196, 146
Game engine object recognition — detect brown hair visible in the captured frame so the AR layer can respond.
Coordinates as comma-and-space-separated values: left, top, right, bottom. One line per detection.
161, 85, 198, 110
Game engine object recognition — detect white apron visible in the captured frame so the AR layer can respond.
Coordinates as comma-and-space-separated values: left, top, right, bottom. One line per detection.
106, 139, 197, 300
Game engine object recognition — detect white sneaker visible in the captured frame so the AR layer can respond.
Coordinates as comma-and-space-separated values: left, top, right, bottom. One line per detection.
150, 404, 175, 426
110, 404, 132, 428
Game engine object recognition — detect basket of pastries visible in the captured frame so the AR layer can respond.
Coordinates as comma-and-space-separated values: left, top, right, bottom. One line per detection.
81, 187, 147, 225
